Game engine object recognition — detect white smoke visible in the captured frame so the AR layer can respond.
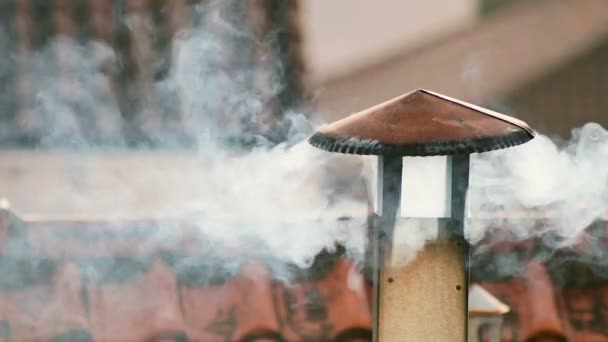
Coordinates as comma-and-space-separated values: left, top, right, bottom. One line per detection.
0, 1, 370, 275
23, 36, 124, 147
469, 122, 608, 246
150, 1, 370, 268
2, 0, 607, 279
175, 141, 369, 268
356, 122, 608, 267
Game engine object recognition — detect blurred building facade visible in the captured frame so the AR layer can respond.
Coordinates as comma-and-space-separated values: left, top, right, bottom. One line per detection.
0, 0, 306, 148
311, 0, 608, 139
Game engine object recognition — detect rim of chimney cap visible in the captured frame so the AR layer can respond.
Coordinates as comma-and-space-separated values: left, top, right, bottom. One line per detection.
309, 89, 535, 156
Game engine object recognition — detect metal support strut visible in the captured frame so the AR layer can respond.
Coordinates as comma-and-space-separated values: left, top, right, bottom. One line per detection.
449, 154, 471, 340
371, 155, 402, 342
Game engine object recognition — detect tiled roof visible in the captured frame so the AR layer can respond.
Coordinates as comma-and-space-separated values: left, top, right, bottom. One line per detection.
0, 208, 373, 341
3, 207, 608, 341
0, 0, 306, 148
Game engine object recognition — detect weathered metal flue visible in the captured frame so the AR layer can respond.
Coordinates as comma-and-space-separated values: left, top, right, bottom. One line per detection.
309, 89, 534, 341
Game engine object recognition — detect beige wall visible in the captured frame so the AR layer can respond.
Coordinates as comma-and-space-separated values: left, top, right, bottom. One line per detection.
300, 0, 479, 83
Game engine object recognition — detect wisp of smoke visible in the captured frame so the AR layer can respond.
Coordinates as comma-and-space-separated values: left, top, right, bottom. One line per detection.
469, 122, 608, 246
3, 0, 608, 281
0, 1, 370, 276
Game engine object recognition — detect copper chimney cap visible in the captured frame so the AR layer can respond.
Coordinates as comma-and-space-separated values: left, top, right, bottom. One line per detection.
309, 89, 535, 156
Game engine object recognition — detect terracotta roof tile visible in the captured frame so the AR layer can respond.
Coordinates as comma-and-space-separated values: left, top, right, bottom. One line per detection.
479, 279, 527, 341
553, 283, 608, 338
180, 282, 239, 341
481, 261, 570, 342
179, 261, 282, 341
0, 262, 89, 341
521, 262, 567, 339
166, 0, 187, 37
53, 0, 77, 36
5, 204, 608, 341
562, 288, 596, 332
230, 263, 284, 341
88, 1, 112, 41
571, 332, 608, 342
318, 260, 372, 338
87, 260, 184, 341
261, 258, 372, 341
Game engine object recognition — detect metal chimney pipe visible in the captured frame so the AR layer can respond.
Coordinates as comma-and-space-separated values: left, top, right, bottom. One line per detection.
309, 89, 535, 341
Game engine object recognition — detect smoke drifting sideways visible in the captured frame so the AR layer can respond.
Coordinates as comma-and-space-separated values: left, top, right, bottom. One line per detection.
1, 0, 607, 281
468, 123, 608, 284
469, 123, 608, 245
0, 0, 369, 278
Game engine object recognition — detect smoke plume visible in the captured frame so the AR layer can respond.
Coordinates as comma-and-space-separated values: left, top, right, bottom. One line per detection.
469, 122, 608, 246
1, 0, 607, 283
0, 0, 369, 279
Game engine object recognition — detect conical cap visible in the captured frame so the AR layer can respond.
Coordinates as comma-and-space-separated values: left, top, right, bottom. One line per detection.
309, 89, 534, 156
